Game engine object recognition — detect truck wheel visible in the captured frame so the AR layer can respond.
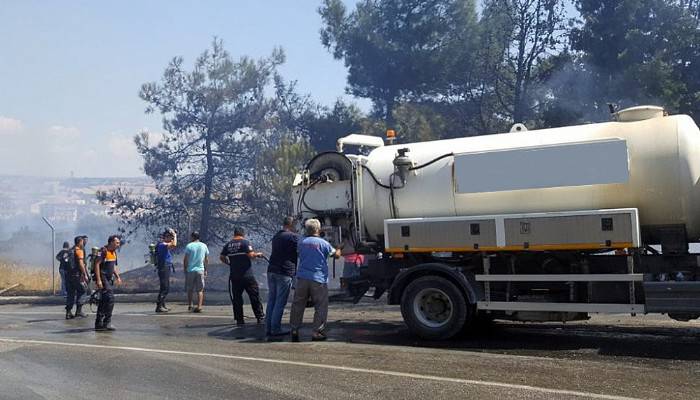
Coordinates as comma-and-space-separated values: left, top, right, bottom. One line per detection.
400, 276, 468, 340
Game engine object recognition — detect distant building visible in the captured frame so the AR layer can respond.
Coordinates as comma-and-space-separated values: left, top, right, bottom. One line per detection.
39, 203, 78, 223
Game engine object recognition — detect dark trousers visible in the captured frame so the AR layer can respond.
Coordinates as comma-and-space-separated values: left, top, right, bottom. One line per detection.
228, 275, 264, 323
157, 265, 171, 306
95, 277, 114, 328
65, 272, 85, 312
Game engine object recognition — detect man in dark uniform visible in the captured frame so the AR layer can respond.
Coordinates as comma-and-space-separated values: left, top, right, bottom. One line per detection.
65, 236, 88, 320
56, 241, 70, 297
155, 228, 177, 313
94, 235, 122, 331
220, 227, 264, 325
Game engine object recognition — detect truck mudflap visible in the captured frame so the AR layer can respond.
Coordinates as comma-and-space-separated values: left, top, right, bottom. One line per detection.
643, 281, 700, 313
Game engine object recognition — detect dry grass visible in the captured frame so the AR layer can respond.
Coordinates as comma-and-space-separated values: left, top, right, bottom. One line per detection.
0, 261, 53, 294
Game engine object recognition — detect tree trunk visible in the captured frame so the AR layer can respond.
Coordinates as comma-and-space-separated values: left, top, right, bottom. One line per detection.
385, 95, 396, 130
200, 131, 215, 242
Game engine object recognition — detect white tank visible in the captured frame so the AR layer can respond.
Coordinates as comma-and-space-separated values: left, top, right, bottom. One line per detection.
357, 111, 700, 241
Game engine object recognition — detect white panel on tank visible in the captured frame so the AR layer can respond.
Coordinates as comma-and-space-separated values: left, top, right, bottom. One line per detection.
454, 138, 629, 194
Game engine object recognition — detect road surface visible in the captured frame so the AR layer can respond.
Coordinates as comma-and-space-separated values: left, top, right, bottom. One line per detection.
0, 301, 698, 399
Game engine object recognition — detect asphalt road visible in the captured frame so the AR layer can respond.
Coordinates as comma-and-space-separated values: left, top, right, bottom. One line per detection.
0, 300, 699, 400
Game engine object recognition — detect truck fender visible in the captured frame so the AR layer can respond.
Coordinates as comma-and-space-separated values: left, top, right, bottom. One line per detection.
388, 263, 478, 306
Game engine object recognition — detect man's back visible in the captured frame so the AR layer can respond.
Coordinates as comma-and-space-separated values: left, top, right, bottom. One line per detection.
185, 241, 209, 272
57, 249, 70, 271
221, 238, 252, 277
297, 236, 334, 284
268, 230, 300, 277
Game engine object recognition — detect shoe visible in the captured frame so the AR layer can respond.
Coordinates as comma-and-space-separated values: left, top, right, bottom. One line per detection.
266, 335, 284, 342
311, 332, 327, 342
193, 307, 202, 313
65, 311, 75, 320
187, 306, 193, 312
256, 318, 264, 325
235, 320, 245, 326
75, 307, 87, 318
161, 304, 170, 311
291, 330, 300, 342
270, 330, 290, 337
103, 324, 116, 332
155, 306, 168, 313
95, 325, 105, 331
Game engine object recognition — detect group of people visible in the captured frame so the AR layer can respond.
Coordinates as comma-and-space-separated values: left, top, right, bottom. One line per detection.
61, 217, 342, 340
151, 217, 341, 341
56, 234, 123, 331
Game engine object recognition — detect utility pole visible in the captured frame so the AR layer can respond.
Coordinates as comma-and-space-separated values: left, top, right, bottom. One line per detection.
42, 217, 56, 296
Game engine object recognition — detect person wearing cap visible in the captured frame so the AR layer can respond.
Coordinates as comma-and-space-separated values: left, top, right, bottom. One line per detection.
155, 228, 177, 313
183, 231, 209, 313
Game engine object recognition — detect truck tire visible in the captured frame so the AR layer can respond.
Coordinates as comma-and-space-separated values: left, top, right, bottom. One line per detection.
400, 275, 468, 340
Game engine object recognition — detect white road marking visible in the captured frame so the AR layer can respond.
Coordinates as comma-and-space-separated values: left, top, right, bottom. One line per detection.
0, 337, 643, 400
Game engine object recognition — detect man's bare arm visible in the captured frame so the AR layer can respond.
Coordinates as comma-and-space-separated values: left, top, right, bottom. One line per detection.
78, 257, 88, 281
95, 259, 103, 288
168, 233, 178, 249
114, 267, 122, 285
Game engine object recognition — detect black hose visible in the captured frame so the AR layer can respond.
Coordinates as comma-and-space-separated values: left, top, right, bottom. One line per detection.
409, 153, 454, 171
361, 165, 392, 189
300, 178, 326, 214
389, 173, 398, 219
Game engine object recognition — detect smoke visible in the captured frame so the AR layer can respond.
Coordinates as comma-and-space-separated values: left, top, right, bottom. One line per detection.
536, 57, 671, 128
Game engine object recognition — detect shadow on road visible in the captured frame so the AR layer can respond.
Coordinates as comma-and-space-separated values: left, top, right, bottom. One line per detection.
202, 316, 700, 361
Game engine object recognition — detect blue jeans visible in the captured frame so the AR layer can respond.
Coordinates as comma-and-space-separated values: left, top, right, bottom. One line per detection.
265, 272, 292, 335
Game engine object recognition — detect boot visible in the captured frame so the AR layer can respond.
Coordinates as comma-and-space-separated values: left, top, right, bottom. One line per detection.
94, 314, 104, 331
65, 310, 75, 320
155, 303, 168, 313
75, 305, 87, 318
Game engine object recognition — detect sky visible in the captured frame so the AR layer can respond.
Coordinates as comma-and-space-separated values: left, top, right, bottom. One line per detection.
0, 1, 365, 178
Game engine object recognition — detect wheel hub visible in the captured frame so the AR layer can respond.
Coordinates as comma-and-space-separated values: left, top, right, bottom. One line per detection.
413, 288, 453, 328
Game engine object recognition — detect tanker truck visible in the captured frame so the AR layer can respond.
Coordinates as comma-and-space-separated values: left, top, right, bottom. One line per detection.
292, 105, 700, 340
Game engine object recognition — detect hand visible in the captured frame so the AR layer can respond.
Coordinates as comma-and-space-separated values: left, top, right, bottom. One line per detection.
96, 280, 103, 289
81, 274, 88, 284
256, 252, 264, 258
115, 277, 122, 286
204, 270, 208, 278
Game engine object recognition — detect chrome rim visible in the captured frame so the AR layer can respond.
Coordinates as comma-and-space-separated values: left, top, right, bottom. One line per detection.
413, 287, 453, 328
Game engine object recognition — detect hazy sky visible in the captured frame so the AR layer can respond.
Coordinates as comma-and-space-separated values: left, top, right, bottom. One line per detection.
0, 1, 365, 178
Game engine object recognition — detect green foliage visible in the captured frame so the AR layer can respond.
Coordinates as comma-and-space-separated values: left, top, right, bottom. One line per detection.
319, 0, 479, 124
99, 39, 286, 243
572, 0, 700, 120
245, 138, 316, 232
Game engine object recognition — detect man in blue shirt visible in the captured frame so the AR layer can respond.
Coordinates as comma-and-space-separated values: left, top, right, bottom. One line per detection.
289, 218, 341, 342
183, 231, 209, 313
155, 228, 177, 313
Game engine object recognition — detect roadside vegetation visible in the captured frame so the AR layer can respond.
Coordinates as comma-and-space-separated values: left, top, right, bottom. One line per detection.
0, 261, 52, 294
